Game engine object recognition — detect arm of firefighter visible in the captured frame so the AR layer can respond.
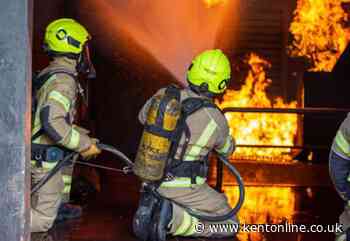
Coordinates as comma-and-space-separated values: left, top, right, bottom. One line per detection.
334, 114, 350, 155
138, 88, 166, 124
215, 118, 235, 157
40, 75, 92, 152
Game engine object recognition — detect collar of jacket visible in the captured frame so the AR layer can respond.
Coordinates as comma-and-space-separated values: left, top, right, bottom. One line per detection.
49, 57, 78, 75
184, 87, 213, 101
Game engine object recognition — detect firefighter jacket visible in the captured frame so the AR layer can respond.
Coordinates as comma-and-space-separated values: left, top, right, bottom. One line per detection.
32, 57, 92, 154
332, 113, 350, 159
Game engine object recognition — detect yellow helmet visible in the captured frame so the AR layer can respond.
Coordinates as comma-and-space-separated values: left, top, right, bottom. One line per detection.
44, 18, 90, 55
187, 49, 231, 94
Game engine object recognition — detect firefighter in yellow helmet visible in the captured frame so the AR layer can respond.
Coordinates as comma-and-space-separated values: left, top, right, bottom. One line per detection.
133, 49, 238, 241
330, 116, 350, 241
31, 18, 101, 232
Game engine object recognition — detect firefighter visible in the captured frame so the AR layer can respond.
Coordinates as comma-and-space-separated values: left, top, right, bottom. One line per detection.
31, 18, 101, 232
330, 114, 350, 241
133, 49, 238, 241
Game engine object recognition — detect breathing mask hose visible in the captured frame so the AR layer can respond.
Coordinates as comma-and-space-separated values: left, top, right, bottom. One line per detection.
152, 155, 245, 222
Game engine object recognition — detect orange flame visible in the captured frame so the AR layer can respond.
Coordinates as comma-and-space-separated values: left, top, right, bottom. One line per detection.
288, 0, 350, 72
217, 53, 298, 162
203, 0, 226, 8
224, 186, 296, 241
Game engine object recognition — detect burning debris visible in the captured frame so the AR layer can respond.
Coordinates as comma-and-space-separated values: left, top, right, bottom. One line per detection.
225, 186, 296, 241
288, 0, 350, 72
217, 53, 298, 162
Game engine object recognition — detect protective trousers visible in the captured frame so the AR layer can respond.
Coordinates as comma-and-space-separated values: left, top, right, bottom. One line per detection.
329, 150, 350, 240
157, 183, 238, 238
31, 164, 64, 232
61, 164, 74, 203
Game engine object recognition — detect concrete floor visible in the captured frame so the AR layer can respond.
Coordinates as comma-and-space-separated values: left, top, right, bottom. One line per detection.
31, 185, 344, 241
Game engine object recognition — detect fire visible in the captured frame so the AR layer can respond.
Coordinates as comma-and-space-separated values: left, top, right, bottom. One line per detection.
203, 0, 226, 8
288, 0, 350, 72
224, 186, 296, 241
217, 53, 298, 162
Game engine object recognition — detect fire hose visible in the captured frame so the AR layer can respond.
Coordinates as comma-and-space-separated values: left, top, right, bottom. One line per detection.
31, 144, 245, 221
31, 143, 134, 195
146, 154, 245, 222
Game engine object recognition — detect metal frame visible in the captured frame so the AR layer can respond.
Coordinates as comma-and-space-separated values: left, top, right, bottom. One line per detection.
222, 107, 350, 114
215, 107, 350, 192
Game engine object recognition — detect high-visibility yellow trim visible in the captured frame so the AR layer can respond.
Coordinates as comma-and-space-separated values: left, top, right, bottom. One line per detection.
335, 131, 350, 156
48, 90, 71, 112
42, 161, 58, 170
183, 216, 200, 236
335, 233, 346, 241
185, 119, 217, 161
174, 211, 192, 236
63, 128, 80, 150
63, 175, 72, 185
160, 177, 206, 188
63, 185, 71, 194
182, 156, 197, 161
217, 136, 232, 154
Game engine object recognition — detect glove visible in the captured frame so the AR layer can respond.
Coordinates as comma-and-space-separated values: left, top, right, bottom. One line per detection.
80, 143, 101, 160
91, 138, 100, 144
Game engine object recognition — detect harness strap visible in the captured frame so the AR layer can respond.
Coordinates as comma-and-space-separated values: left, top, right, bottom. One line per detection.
175, 97, 219, 161
31, 143, 71, 162
158, 87, 220, 184
166, 160, 208, 184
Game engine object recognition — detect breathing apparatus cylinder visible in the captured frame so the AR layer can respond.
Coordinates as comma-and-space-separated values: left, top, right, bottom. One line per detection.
133, 94, 181, 182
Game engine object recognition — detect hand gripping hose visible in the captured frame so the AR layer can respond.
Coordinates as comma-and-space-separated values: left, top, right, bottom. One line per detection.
31, 143, 134, 195
149, 155, 245, 222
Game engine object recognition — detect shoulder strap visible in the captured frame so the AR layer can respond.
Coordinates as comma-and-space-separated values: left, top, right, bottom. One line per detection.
169, 97, 219, 163
164, 84, 181, 101
33, 68, 76, 93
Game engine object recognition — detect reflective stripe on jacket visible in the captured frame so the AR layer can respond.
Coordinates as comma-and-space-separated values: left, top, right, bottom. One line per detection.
332, 113, 350, 159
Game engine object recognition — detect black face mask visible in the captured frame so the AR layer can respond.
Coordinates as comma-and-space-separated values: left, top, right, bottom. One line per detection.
76, 44, 96, 79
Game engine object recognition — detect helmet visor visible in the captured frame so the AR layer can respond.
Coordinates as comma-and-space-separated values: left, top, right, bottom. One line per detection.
78, 43, 96, 79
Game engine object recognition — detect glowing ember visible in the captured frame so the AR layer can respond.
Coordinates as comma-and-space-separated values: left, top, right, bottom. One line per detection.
217, 53, 298, 162
224, 186, 296, 241
288, 0, 350, 72
203, 0, 226, 8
